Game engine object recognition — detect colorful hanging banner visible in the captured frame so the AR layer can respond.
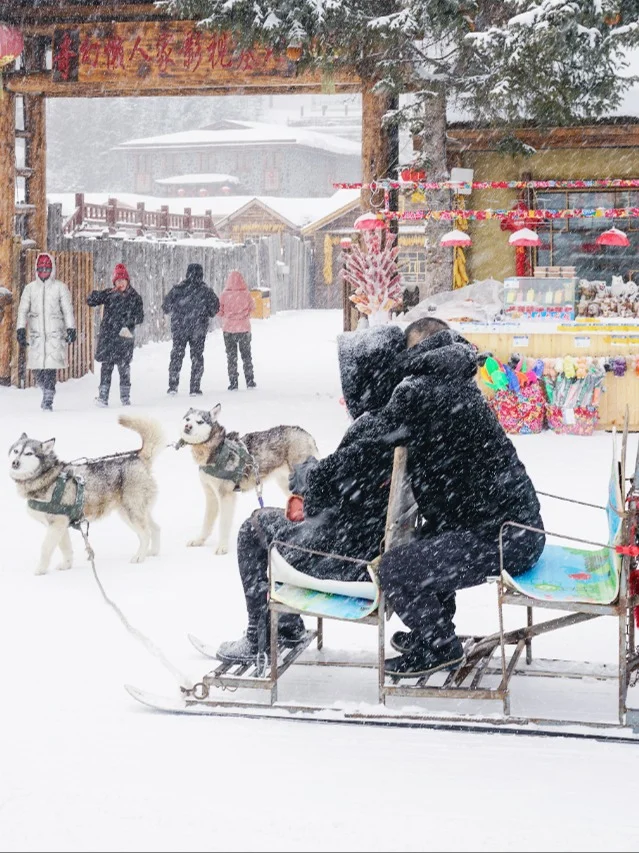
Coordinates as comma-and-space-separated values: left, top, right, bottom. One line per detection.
335, 179, 639, 192
381, 207, 639, 222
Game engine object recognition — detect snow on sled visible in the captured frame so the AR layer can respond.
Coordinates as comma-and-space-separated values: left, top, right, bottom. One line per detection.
129, 434, 639, 740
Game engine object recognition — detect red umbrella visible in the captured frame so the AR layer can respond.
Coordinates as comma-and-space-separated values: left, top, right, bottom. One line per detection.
440, 229, 472, 247
595, 227, 630, 247
508, 227, 541, 247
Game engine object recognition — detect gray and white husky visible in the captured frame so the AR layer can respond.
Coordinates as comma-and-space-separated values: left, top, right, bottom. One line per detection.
9, 415, 165, 575
179, 404, 319, 554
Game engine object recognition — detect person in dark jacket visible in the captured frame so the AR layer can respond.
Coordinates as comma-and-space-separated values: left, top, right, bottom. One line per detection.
162, 263, 220, 397
216, 324, 407, 665
87, 263, 144, 407
376, 318, 545, 677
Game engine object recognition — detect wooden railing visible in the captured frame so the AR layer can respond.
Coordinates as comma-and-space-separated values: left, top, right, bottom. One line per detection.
64, 193, 221, 239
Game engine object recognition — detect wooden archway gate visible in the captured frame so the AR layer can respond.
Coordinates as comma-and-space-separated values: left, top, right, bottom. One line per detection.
0, 0, 397, 383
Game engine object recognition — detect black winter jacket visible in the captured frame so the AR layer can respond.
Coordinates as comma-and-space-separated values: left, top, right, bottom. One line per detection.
87, 285, 144, 364
377, 330, 542, 541
162, 263, 219, 338
259, 325, 407, 577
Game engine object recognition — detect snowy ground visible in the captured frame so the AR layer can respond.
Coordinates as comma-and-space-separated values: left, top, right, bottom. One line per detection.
1, 309, 639, 852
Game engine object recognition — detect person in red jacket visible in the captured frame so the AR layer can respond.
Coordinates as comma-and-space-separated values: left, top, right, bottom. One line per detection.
218, 269, 256, 390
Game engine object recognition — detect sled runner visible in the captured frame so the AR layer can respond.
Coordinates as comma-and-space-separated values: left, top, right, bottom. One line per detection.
128, 425, 639, 739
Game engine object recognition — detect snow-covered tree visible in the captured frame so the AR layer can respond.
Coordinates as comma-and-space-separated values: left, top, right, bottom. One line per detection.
163, 0, 639, 292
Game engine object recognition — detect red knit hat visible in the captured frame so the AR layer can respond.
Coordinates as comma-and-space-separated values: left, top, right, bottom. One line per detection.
112, 263, 130, 283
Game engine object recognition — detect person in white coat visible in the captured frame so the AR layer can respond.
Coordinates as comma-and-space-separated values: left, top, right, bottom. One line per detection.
16, 252, 76, 411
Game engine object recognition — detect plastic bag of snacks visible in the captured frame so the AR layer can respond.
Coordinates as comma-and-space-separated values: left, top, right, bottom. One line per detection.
545, 404, 599, 436
489, 383, 546, 434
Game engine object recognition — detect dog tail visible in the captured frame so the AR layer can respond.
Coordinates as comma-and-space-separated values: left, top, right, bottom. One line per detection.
118, 415, 165, 465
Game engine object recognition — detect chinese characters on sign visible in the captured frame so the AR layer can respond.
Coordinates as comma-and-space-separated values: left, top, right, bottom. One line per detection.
52, 23, 289, 85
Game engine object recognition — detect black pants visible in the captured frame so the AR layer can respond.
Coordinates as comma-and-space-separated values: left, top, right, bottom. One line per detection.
237, 508, 365, 641
224, 332, 254, 385
168, 332, 206, 393
34, 369, 56, 391
378, 522, 545, 646
100, 361, 131, 394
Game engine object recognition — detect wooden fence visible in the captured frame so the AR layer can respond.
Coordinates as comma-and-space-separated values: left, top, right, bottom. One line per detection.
63, 194, 220, 239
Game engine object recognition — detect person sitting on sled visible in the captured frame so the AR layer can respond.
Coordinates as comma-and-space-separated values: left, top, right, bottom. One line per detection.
376, 317, 545, 676
216, 323, 408, 664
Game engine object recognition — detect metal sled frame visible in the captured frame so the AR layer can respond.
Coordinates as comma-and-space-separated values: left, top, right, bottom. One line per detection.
197, 431, 639, 733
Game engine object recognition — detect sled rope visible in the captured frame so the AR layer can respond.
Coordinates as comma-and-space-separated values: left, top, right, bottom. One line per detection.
78, 521, 193, 691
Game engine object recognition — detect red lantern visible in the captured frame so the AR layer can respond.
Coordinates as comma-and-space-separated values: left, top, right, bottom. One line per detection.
400, 167, 426, 182
0, 25, 24, 68
595, 227, 630, 247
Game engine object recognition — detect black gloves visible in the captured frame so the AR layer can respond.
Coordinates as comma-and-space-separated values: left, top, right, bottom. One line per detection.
66, 328, 77, 344
288, 456, 319, 496
16, 328, 27, 347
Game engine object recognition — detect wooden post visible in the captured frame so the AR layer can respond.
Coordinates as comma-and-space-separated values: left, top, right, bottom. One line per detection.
25, 95, 47, 250
183, 206, 192, 234
160, 204, 169, 235
0, 88, 16, 384
361, 83, 395, 212
136, 201, 145, 236
204, 209, 213, 238
106, 197, 117, 233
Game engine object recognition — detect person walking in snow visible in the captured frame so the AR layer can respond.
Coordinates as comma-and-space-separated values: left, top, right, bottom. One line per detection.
87, 263, 144, 407
162, 263, 219, 397
218, 269, 256, 391
16, 252, 76, 411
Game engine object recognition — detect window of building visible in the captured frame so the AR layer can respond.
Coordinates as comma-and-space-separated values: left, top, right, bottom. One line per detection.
398, 249, 427, 286
534, 189, 639, 281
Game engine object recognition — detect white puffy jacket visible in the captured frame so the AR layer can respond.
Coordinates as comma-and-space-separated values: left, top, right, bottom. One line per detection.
16, 253, 75, 371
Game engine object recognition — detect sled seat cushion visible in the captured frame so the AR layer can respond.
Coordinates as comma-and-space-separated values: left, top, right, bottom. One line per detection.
501, 543, 620, 605
502, 433, 623, 606
269, 546, 379, 620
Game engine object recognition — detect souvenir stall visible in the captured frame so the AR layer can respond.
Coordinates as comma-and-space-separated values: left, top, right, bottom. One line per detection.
337, 177, 639, 432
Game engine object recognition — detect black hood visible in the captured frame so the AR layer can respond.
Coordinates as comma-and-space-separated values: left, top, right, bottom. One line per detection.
337, 325, 406, 420
184, 263, 204, 286
398, 329, 478, 382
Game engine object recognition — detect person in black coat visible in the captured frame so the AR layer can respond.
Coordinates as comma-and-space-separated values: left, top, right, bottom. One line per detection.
216, 324, 407, 665
376, 318, 545, 677
87, 263, 144, 407
162, 263, 220, 397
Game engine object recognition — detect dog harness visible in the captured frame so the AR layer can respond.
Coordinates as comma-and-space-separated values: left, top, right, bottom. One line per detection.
200, 438, 255, 487
28, 471, 86, 528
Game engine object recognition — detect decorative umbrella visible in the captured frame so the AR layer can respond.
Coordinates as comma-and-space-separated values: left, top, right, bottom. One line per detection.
353, 212, 385, 230
440, 228, 472, 247
595, 227, 630, 247
508, 227, 541, 247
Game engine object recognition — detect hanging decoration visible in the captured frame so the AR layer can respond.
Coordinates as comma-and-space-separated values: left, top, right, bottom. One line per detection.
440, 229, 472, 247
509, 228, 542, 248
452, 194, 470, 289
595, 227, 630, 247
335, 178, 639, 192
354, 212, 386, 230
379, 207, 639, 223
0, 25, 24, 67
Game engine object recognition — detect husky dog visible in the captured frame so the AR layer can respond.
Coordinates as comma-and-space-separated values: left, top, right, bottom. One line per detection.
179, 404, 319, 554
9, 415, 165, 575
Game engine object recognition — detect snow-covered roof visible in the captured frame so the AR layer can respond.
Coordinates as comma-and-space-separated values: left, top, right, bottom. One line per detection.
112, 119, 361, 157
155, 173, 240, 186
48, 189, 362, 230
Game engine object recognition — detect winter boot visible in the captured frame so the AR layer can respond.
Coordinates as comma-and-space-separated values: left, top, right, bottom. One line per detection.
247, 379, 257, 389
120, 385, 131, 406
227, 380, 238, 391
95, 385, 109, 408
384, 635, 464, 678
390, 630, 416, 654
216, 617, 307, 664
41, 389, 55, 412
189, 389, 203, 398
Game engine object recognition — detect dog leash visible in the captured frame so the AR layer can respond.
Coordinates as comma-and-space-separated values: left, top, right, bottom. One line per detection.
77, 520, 193, 691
